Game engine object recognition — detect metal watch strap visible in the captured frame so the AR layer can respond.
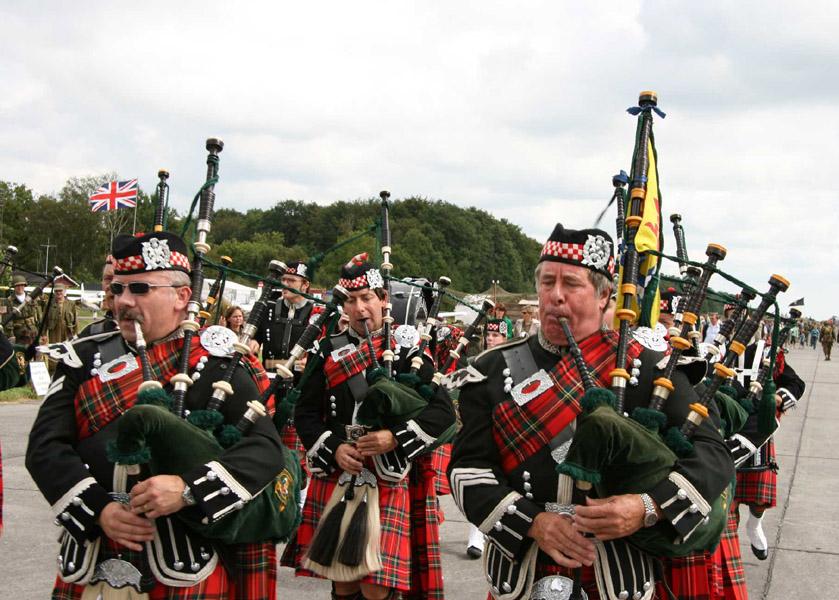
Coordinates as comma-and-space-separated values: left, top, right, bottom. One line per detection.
182, 484, 197, 506
640, 492, 657, 527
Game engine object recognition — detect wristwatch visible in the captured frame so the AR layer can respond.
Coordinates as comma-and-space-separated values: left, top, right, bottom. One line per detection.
640, 493, 658, 527
181, 484, 197, 507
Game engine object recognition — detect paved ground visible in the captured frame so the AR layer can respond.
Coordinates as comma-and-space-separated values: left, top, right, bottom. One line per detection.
0, 346, 835, 599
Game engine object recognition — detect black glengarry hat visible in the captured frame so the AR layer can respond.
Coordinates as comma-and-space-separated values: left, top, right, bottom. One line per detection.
112, 232, 191, 275
539, 223, 615, 278
339, 253, 384, 291
486, 318, 508, 336
284, 260, 310, 281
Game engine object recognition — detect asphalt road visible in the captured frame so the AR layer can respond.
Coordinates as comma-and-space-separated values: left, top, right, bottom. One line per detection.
1, 346, 835, 599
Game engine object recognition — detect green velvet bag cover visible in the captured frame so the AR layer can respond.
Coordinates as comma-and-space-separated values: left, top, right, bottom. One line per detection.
714, 390, 750, 438
111, 404, 301, 544
556, 405, 727, 556
356, 378, 456, 451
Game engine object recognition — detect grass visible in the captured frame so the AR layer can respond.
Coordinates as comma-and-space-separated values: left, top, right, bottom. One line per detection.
0, 385, 38, 403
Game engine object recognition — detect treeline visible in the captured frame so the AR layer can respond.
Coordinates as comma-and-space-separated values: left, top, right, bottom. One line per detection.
0, 178, 541, 292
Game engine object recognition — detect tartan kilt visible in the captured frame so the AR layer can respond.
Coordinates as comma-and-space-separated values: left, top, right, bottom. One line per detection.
284, 464, 412, 591
710, 503, 748, 600
404, 454, 445, 600
485, 549, 717, 600
51, 538, 276, 599
735, 441, 777, 508
280, 422, 310, 484
431, 443, 451, 497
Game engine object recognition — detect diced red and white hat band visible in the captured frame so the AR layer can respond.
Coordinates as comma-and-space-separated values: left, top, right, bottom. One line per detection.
540, 236, 615, 277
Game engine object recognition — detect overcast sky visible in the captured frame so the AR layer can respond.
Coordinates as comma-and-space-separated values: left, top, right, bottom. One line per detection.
2, 1, 837, 318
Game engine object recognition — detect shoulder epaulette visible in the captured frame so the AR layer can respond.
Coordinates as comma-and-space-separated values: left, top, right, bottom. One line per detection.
473, 335, 529, 363
440, 364, 488, 390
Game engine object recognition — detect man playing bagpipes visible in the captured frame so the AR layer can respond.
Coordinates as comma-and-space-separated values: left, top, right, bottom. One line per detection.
448, 223, 734, 600
282, 254, 456, 600
712, 325, 805, 600
255, 260, 321, 505
26, 231, 288, 599
256, 260, 319, 375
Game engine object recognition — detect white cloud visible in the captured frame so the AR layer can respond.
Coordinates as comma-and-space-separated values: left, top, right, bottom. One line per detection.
1, 1, 836, 317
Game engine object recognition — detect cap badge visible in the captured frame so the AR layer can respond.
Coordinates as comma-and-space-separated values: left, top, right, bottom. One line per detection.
365, 268, 384, 289
296, 263, 308, 277
142, 238, 172, 270
581, 234, 610, 271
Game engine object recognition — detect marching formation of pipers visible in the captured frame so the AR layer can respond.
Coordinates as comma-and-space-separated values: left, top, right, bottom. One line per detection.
0, 92, 809, 600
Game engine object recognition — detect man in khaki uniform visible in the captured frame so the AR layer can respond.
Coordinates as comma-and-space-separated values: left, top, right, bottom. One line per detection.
1, 274, 40, 343
42, 283, 78, 343
821, 320, 836, 361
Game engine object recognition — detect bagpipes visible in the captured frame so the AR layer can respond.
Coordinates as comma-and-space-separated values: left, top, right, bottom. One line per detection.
171, 138, 223, 418
610, 91, 660, 414
268, 283, 349, 426
646, 243, 726, 438
106, 141, 301, 545
379, 191, 396, 375
555, 319, 729, 557
727, 308, 800, 468
410, 275, 451, 375
681, 274, 789, 439
154, 169, 169, 233
199, 255, 232, 327
435, 297, 495, 384
554, 91, 769, 558
703, 287, 756, 363
108, 317, 299, 546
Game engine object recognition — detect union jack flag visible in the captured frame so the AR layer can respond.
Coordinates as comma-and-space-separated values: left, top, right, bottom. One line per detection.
88, 179, 139, 212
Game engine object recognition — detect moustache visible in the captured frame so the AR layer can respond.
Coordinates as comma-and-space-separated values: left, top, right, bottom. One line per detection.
118, 309, 144, 324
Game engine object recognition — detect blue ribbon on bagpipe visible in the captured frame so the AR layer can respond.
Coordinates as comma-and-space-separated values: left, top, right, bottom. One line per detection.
627, 105, 667, 119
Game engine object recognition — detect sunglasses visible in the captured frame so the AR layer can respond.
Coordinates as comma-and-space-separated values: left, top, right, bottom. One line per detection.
110, 282, 183, 295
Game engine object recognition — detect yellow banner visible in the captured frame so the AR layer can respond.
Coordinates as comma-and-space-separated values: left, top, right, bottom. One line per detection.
638, 139, 661, 326
635, 139, 660, 256
613, 138, 661, 328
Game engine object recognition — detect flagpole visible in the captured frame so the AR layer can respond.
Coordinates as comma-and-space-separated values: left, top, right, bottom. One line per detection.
132, 183, 138, 234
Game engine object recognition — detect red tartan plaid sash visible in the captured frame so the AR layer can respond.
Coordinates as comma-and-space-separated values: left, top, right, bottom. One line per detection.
493, 331, 643, 473
323, 333, 387, 389
323, 332, 433, 389
74, 335, 206, 440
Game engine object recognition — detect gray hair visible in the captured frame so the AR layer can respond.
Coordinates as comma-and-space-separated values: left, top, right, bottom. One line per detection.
166, 271, 192, 288
534, 262, 614, 297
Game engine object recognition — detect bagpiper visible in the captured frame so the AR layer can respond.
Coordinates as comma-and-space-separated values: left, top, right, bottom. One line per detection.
713, 331, 805, 599
449, 223, 734, 600
26, 231, 287, 598
255, 259, 321, 500
282, 254, 456, 599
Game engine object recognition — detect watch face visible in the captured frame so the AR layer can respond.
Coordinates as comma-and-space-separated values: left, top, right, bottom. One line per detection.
644, 512, 658, 527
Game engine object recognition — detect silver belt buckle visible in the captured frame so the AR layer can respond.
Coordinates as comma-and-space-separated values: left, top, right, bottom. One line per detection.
345, 424, 370, 443
530, 575, 582, 600
90, 558, 144, 593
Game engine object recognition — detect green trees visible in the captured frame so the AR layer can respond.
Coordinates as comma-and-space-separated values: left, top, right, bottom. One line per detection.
0, 179, 540, 293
